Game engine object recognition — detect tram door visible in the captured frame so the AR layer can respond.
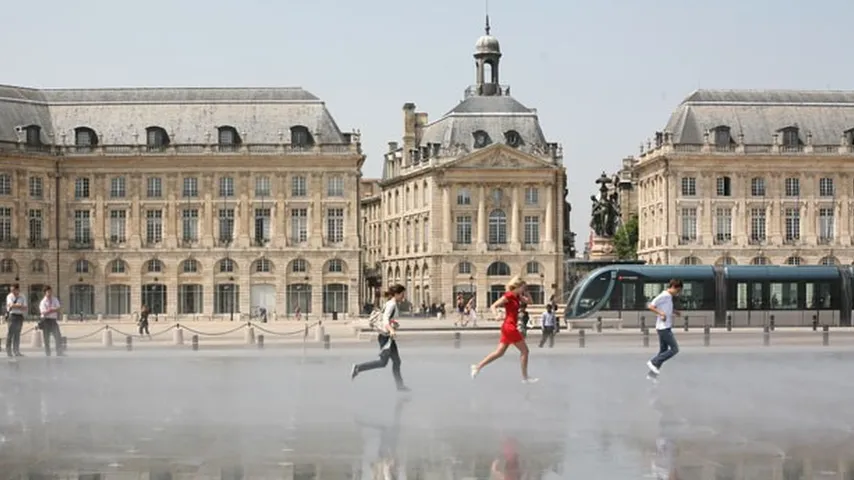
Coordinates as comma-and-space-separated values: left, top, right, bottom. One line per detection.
729, 281, 767, 328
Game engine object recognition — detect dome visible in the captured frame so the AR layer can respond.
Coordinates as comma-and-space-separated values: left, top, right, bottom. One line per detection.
475, 34, 501, 54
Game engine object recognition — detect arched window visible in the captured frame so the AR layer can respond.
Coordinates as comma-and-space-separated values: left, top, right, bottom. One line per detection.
488, 210, 507, 244
715, 256, 737, 266
458, 262, 473, 275
181, 259, 199, 273
146, 259, 164, 273
486, 262, 511, 276
326, 259, 344, 273
290, 126, 314, 148
108, 259, 127, 274
779, 127, 800, 148
680, 256, 701, 265
819, 256, 839, 266
785, 256, 803, 266
525, 261, 540, 274
146, 126, 170, 149
0, 258, 16, 274
504, 130, 522, 147
217, 126, 241, 147
31, 259, 47, 274
74, 127, 99, 148
750, 256, 770, 265
472, 130, 491, 149
74, 259, 91, 274
712, 126, 731, 148
291, 258, 307, 273
23, 125, 41, 146
254, 258, 272, 273
218, 258, 235, 273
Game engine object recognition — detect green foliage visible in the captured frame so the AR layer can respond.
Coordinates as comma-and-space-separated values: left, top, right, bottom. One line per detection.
613, 215, 639, 260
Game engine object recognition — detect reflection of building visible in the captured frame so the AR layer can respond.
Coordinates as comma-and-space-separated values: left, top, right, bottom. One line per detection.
361, 20, 569, 307
634, 89, 854, 266
0, 86, 363, 319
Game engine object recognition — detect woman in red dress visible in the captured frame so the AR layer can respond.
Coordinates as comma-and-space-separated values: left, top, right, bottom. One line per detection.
471, 276, 538, 383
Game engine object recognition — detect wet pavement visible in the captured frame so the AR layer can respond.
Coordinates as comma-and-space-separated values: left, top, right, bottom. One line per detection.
0, 344, 852, 479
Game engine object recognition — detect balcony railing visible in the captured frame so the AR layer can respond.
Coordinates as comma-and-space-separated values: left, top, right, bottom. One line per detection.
252, 237, 270, 247
216, 238, 233, 247
69, 240, 93, 250
640, 141, 854, 161
0, 140, 361, 157
0, 237, 18, 249
28, 238, 49, 249
487, 243, 508, 251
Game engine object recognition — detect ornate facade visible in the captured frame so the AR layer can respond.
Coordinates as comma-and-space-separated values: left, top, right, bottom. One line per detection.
361, 23, 569, 309
0, 86, 364, 319
635, 89, 854, 266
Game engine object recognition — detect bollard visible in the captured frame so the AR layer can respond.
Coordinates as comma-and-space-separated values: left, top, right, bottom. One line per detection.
173, 327, 184, 346
642, 327, 649, 347
683, 316, 689, 332
31, 329, 42, 348
822, 324, 829, 346
596, 317, 603, 333
453, 331, 461, 349
763, 325, 770, 347
245, 326, 256, 345
315, 323, 325, 343
769, 315, 776, 332
102, 328, 113, 347
812, 315, 818, 331
703, 325, 710, 347
726, 315, 732, 332
61, 336, 68, 352
578, 329, 586, 348
191, 335, 199, 351
640, 316, 646, 331
257, 334, 265, 349
323, 333, 331, 350
125, 335, 132, 351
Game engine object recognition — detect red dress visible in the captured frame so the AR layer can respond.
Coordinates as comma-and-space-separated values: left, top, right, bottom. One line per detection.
499, 291, 524, 345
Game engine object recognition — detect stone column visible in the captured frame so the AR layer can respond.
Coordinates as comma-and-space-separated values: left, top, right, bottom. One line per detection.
130, 174, 141, 248
441, 185, 451, 244
510, 186, 519, 248
202, 275, 214, 318
545, 184, 554, 245
93, 175, 105, 248
477, 185, 486, 246
310, 173, 324, 248
201, 174, 213, 248
840, 199, 850, 245
165, 178, 177, 248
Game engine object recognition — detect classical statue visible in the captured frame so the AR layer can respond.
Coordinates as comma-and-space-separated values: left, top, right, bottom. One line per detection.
589, 173, 621, 238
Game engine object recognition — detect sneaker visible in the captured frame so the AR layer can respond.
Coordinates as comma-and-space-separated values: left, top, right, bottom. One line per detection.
522, 378, 540, 384
470, 365, 479, 379
646, 360, 660, 375
350, 364, 359, 380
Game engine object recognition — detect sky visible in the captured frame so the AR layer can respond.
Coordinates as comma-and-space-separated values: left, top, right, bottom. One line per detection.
4, 0, 854, 245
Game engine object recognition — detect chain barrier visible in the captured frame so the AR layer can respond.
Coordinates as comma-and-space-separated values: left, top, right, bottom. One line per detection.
21, 326, 35, 336
250, 321, 318, 337
28, 321, 320, 344
66, 326, 108, 341
149, 324, 178, 338
107, 325, 139, 337
178, 324, 246, 337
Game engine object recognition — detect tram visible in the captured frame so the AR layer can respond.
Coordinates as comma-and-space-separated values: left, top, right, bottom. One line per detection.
564, 265, 853, 327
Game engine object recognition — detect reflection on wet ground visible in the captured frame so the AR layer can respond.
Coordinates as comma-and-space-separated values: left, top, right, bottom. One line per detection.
0, 347, 852, 478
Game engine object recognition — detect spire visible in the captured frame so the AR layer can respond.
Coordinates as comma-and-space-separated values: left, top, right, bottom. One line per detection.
485, 0, 491, 34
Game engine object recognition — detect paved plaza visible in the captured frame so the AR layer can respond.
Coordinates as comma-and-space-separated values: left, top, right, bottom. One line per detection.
0, 344, 853, 478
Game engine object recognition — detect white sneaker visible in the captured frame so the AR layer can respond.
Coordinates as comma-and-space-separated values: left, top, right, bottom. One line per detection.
523, 377, 539, 384
470, 365, 479, 379
646, 360, 660, 375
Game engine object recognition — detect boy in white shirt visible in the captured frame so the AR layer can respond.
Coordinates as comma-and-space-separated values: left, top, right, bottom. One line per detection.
646, 279, 683, 377
38, 286, 64, 356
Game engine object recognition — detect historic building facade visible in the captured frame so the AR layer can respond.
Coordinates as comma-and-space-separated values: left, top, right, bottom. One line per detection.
0, 86, 364, 319
635, 89, 854, 266
361, 25, 569, 309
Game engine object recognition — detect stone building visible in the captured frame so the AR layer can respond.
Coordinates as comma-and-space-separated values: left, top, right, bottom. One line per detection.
0, 86, 364, 319
361, 22, 569, 309
635, 89, 854, 266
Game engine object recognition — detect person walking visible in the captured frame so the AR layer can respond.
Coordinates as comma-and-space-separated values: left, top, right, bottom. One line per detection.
351, 284, 410, 392
646, 279, 684, 378
5, 284, 26, 357
538, 304, 557, 348
38, 286, 64, 356
138, 304, 151, 338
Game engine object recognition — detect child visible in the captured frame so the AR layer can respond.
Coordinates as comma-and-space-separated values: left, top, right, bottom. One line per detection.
351, 284, 410, 392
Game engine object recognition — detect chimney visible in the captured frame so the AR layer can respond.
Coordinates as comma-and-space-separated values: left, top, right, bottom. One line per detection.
388, 141, 399, 152
402, 103, 417, 166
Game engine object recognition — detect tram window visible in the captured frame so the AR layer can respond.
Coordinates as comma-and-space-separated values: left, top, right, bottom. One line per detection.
621, 282, 638, 310
643, 283, 666, 305
806, 282, 834, 310
576, 273, 612, 315
731, 282, 766, 310
736, 283, 748, 309
750, 283, 765, 309
770, 282, 798, 309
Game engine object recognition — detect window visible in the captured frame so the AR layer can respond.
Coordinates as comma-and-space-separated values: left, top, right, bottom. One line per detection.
681, 256, 701, 265
750, 177, 765, 197
488, 210, 507, 244
145, 210, 163, 244
75, 259, 90, 274
784, 178, 800, 197
819, 207, 834, 243
422, 218, 429, 248
714, 207, 732, 244
716, 256, 736, 266
0, 207, 11, 240
182, 209, 199, 242
254, 208, 271, 244
29, 177, 42, 198
182, 177, 198, 198
290, 126, 314, 147
106, 285, 131, 315
523, 216, 540, 245
290, 208, 307, 244
73, 210, 91, 244
75, 178, 90, 199
749, 208, 766, 244
781, 128, 799, 148
109, 210, 126, 244
178, 284, 204, 314
110, 177, 126, 198
214, 284, 239, 314
457, 188, 471, 205
327, 176, 344, 197
327, 259, 343, 273
322, 284, 348, 314
31, 259, 46, 274
218, 126, 241, 147
75, 127, 98, 148
0, 174, 10, 195
0, 259, 15, 273
147, 177, 162, 198
146, 127, 169, 149
286, 284, 312, 314
472, 130, 491, 148
326, 208, 344, 244
24, 125, 41, 146
819, 256, 838, 267
524, 187, 539, 205
680, 207, 697, 243
486, 262, 511, 276
218, 177, 234, 197
505, 130, 522, 147
715, 176, 731, 197
291, 175, 307, 197
218, 209, 234, 243
491, 188, 503, 204
456, 215, 472, 244
219, 258, 235, 273
681, 177, 696, 196
109, 260, 126, 274
255, 176, 271, 197
69, 285, 95, 315
182, 259, 199, 273
770, 282, 798, 309
146, 259, 163, 273
713, 126, 731, 148
458, 262, 472, 275
819, 177, 834, 197
785, 256, 802, 266
784, 207, 800, 243
525, 262, 540, 274
28, 209, 43, 243
291, 258, 307, 273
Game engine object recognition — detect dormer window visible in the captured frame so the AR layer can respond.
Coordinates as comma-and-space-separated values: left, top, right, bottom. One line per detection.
504, 130, 522, 148
24, 125, 41, 146
473, 130, 491, 149
218, 126, 241, 147
74, 127, 98, 148
779, 127, 800, 148
712, 126, 731, 148
290, 126, 314, 148
146, 127, 170, 149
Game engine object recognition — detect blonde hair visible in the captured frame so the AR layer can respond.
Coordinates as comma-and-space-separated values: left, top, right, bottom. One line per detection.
505, 275, 526, 292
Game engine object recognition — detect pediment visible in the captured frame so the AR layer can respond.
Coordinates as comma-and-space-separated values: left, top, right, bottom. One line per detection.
445, 145, 556, 170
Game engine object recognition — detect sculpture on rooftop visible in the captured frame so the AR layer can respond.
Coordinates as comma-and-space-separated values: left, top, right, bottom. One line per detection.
589, 172, 621, 238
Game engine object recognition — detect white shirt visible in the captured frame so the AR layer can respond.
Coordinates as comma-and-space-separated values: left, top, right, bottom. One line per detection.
39, 296, 60, 319
5, 292, 26, 315
650, 290, 675, 330
540, 311, 556, 327
377, 298, 399, 335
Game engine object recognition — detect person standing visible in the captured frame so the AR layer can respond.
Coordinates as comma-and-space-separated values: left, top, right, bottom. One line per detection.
138, 304, 151, 338
350, 284, 410, 392
5, 284, 26, 357
646, 279, 683, 378
538, 304, 557, 348
38, 286, 64, 356
470, 276, 538, 383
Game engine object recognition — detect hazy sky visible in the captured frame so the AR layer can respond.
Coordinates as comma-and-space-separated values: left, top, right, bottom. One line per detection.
5, 0, 854, 244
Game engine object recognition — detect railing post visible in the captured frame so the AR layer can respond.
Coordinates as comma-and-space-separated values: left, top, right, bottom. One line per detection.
596, 317, 603, 333
763, 325, 770, 347
640, 315, 646, 331
578, 329, 586, 348
822, 324, 829, 346
683, 315, 689, 332
453, 331, 461, 349
812, 314, 819, 331
703, 325, 710, 347
191, 334, 199, 351
769, 314, 775, 332
642, 327, 649, 348
726, 314, 732, 332
125, 335, 133, 351
257, 334, 265, 349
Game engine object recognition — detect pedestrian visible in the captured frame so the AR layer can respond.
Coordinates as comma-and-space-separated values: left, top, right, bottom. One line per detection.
38, 286, 64, 356
139, 304, 151, 338
470, 276, 538, 383
646, 279, 683, 379
350, 284, 410, 392
5, 283, 26, 357
538, 304, 557, 348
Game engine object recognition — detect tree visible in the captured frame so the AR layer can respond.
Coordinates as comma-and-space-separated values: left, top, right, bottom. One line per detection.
613, 214, 639, 260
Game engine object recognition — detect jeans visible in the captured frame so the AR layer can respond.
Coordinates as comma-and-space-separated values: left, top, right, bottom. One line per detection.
355, 335, 405, 388
538, 326, 556, 348
650, 328, 679, 369
6, 314, 23, 355
139, 319, 150, 336
41, 318, 62, 356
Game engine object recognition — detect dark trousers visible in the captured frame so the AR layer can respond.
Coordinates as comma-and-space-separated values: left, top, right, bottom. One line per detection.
41, 318, 62, 356
6, 314, 23, 355
538, 326, 556, 348
650, 328, 679, 369
355, 335, 404, 388
139, 319, 150, 336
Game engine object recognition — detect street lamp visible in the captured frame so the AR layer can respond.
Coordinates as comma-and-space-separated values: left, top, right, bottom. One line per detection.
539, 273, 545, 304
468, 275, 474, 300
227, 276, 235, 321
